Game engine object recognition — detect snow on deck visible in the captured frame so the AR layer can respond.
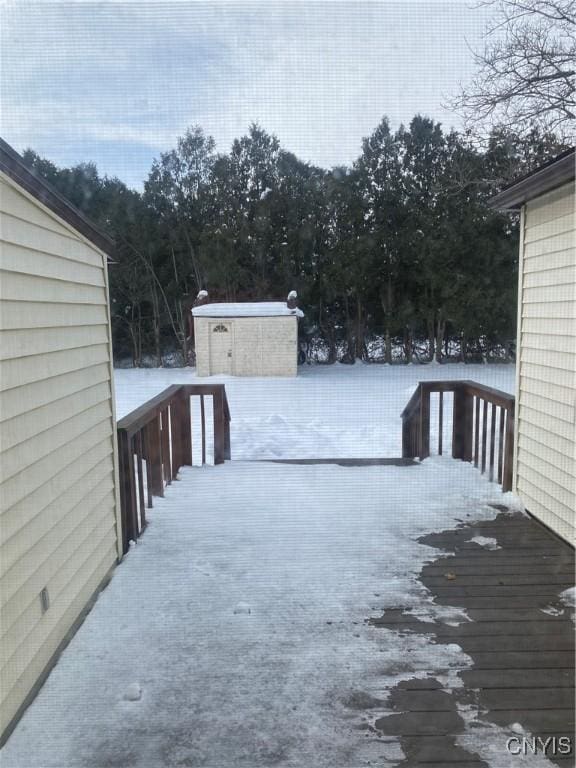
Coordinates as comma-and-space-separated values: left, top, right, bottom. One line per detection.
1, 457, 523, 767
1, 363, 526, 766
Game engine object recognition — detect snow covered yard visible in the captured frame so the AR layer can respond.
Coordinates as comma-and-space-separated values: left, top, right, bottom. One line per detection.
8, 361, 570, 768
114, 362, 516, 460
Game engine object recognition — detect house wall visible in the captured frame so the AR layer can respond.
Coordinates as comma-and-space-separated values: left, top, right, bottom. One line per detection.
0, 172, 121, 739
194, 315, 298, 376
514, 181, 575, 543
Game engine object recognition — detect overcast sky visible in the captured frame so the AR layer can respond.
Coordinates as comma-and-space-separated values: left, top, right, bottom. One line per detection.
1, 1, 492, 189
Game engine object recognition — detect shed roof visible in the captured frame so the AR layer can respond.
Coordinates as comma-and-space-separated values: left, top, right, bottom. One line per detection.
0, 137, 114, 255
489, 148, 575, 211
192, 302, 304, 318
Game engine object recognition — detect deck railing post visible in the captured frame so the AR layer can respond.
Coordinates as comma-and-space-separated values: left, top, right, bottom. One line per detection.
419, 385, 430, 460
224, 412, 231, 460
117, 428, 138, 554
452, 385, 473, 461
147, 416, 164, 497
502, 404, 515, 493
213, 387, 226, 465
170, 397, 182, 478
180, 391, 192, 466
161, 407, 172, 485
402, 416, 412, 458
142, 425, 153, 508
222, 390, 231, 461
134, 432, 146, 530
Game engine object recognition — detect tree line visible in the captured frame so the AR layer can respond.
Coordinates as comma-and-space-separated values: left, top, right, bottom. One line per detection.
22, 117, 569, 365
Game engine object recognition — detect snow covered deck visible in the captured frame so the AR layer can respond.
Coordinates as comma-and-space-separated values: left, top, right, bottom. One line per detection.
2, 365, 574, 766
3, 459, 573, 767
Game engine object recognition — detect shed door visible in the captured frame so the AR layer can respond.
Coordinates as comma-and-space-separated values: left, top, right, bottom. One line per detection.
209, 322, 233, 374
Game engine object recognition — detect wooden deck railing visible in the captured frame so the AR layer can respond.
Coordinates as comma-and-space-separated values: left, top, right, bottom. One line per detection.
401, 380, 515, 492
116, 384, 231, 554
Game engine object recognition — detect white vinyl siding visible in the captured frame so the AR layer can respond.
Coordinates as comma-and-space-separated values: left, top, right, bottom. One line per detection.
0, 172, 120, 738
194, 315, 298, 377
515, 182, 576, 544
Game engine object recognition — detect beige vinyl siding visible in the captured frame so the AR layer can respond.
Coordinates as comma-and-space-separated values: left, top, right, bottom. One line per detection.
1, 538, 117, 739
0, 363, 112, 420
1, 240, 106, 284
515, 181, 576, 544
0, 270, 107, 304
0, 344, 111, 391
259, 317, 298, 377
193, 317, 211, 377
0, 172, 120, 738
194, 315, 298, 377
231, 319, 257, 376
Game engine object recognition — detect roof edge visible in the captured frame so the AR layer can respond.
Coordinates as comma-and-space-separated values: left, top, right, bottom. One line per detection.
192, 301, 304, 318
0, 137, 114, 255
489, 148, 575, 211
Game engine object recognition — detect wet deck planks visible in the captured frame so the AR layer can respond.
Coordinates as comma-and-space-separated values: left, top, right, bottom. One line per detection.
369, 508, 575, 767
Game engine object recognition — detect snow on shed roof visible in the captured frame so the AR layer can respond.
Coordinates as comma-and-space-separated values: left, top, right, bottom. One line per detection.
192, 302, 304, 318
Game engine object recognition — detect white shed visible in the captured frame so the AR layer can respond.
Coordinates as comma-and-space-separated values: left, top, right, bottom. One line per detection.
491, 149, 575, 544
192, 293, 304, 377
0, 139, 120, 742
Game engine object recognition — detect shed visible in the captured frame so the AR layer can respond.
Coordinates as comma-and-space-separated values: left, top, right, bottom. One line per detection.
192, 291, 304, 377
491, 148, 575, 544
0, 139, 121, 741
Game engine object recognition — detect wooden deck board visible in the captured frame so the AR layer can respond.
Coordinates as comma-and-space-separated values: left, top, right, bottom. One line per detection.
259, 457, 418, 466
369, 511, 575, 767
372, 619, 572, 636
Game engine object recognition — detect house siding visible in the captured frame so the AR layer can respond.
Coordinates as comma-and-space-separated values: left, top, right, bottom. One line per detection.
0, 172, 120, 739
194, 315, 298, 377
515, 182, 576, 543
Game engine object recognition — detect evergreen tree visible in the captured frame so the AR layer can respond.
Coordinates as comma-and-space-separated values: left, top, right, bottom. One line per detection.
23, 115, 559, 365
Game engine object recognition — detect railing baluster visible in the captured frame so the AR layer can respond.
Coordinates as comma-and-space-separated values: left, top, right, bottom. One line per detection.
143, 423, 153, 508
489, 403, 496, 482
481, 398, 488, 475
161, 407, 172, 484
224, 405, 231, 460
474, 396, 480, 467
181, 393, 192, 466
497, 406, 505, 484
438, 391, 443, 456
200, 394, 206, 465
148, 415, 164, 497
134, 432, 146, 531
420, 386, 430, 459
169, 400, 181, 479
213, 388, 227, 465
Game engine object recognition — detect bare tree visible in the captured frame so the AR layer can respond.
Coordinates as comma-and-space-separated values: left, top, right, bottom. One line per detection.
451, 0, 575, 137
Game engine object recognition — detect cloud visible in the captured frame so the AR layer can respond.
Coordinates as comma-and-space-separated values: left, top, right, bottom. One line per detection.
1, 1, 491, 187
